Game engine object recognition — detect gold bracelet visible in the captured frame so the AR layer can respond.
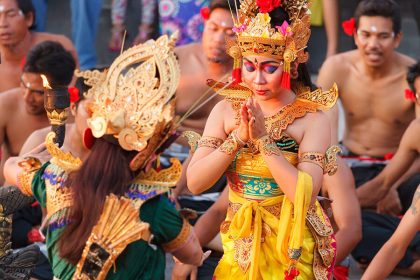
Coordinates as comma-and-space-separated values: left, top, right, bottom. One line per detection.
232, 130, 246, 148
298, 152, 325, 171
218, 134, 239, 155
198, 136, 224, 150
17, 157, 42, 196
255, 135, 281, 156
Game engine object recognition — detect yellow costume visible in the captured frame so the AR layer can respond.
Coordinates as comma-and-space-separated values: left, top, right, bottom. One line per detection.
213, 87, 338, 280
184, 1, 339, 278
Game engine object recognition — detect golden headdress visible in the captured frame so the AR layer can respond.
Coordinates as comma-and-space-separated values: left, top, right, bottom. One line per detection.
228, 0, 311, 89
75, 34, 180, 170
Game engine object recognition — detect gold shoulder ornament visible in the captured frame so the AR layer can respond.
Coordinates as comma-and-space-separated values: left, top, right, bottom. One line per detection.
127, 158, 182, 209
74, 194, 151, 280
265, 84, 339, 140
46, 132, 82, 173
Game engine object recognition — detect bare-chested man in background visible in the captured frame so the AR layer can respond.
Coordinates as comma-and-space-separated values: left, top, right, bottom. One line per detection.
0, 0, 77, 93
318, 0, 420, 270
167, 0, 238, 200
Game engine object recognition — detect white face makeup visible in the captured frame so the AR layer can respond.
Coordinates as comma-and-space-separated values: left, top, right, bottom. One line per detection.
370, 25, 378, 32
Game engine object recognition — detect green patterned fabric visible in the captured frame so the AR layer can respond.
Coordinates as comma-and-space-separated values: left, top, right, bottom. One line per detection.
31, 163, 184, 280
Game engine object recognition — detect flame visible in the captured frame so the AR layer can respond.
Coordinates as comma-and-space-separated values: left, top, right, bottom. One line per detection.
40, 74, 52, 89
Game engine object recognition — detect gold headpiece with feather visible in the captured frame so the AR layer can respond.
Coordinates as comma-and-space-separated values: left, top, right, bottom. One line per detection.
228, 0, 311, 89
75, 33, 180, 154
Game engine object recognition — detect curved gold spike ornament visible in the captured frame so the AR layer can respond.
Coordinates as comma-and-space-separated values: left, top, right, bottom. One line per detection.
46, 132, 82, 173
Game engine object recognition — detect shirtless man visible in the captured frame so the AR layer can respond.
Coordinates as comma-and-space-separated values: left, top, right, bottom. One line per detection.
317, 0, 420, 269
318, 0, 419, 211
167, 0, 237, 201
355, 62, 420, 276
0, 41, 76, 184
0, 0, 77, 93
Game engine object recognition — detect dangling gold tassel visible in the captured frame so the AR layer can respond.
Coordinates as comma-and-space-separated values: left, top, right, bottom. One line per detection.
280, 60, 291, 90
228, 45, 242, 85
281, 45, 296, 90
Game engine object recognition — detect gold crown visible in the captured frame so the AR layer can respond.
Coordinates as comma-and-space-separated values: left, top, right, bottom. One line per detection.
231, 0, 311, 63
75, 33, 180, 152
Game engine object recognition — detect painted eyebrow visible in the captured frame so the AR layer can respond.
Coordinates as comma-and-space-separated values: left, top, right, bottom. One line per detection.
243, 58, 280, 66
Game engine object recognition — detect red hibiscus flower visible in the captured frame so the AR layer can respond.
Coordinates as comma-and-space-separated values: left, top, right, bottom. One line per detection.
200, 7, 210, 20
342, 17, 356, 36
68, 86, 80, 103
256, 0, 282, 13
405, 88, 417, 102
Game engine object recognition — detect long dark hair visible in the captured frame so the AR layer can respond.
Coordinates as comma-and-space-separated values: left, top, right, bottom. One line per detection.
58, 138, 137, 264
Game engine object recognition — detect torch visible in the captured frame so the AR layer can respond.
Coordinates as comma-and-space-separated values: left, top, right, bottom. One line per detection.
41, 75, 70, 147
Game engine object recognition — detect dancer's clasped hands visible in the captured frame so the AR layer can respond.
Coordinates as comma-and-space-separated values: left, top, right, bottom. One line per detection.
237, 97, 268, 143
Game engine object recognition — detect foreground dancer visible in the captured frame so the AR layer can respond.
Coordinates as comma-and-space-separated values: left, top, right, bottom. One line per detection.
3, 34, 205, 279
186, 0, 338, 279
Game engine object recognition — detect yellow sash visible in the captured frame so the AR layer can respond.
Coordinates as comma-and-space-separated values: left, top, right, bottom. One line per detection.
228, 171, 313, 279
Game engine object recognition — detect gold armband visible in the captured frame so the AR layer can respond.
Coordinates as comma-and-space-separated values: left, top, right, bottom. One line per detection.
16, 157, 42, 196
298, 152, 325, 171
198, 136, 224, 150
218, 133, 241, 155
255, 135, 281, 156
162, 219, 193, 252
298, 146, 341, 176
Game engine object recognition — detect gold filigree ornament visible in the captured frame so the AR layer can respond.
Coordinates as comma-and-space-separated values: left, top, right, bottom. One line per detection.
74, 194, 151, 280
233, 0, 311, 62
324, 145, 341, 176
135, 158, 182, 188
46, 110, 68, 126
46, 132, 82, 173
75, 33, 180, 154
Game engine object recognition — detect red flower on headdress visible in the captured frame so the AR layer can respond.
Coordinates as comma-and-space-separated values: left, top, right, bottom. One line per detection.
256, 0, 282, 13
68, 86, 80, 103
342, 17, 356, 36
200, 7, 210, 20
405, 88, 417, 101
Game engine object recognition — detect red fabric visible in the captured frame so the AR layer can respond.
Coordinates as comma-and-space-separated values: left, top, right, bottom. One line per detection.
256, 0, 282, 13
83, 128, 95, 150
284, 267, 299, 280
341, 155, 392, 162
333, 265, 349, 280
280, 71, 291, 89
342, 18, 356, 36
384, 152, 394, 160
31, 201, 39, 207
200, 7, 210, 20
232, 68, 242, 84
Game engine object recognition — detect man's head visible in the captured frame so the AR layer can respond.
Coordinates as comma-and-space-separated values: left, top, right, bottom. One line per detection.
21, 41, 76, 115
354, 0, 402, 67
202, 0, 239, 64
0, 0, 35, 46
407, 61, 420, 101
